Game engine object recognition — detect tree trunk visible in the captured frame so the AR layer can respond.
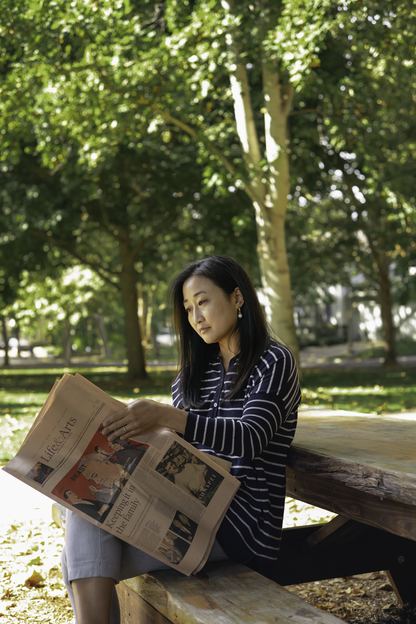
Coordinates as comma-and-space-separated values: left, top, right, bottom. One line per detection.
143, 289, 154, 349
376, 253, 397, 366
362, 225, 397, 366
95, 314, 112, 359
259, 63, 298, 358
255, 208, 299, 357
16, 324, 22, 358
223, 6, 299, 360
118, 235, 147, 379
137, 286, 152, 348
343, 289, 355, 355
146, 303, 153, 350
1, 316, 10, 367
63, 317, 72, 365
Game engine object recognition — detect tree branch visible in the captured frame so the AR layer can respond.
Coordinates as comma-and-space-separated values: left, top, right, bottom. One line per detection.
159, 110, 238, 178
84, 198, 126, 243
31, 228, 120, 289
159, 109, 262, 206
221, 0, 267, 210
60, 245, 121, 289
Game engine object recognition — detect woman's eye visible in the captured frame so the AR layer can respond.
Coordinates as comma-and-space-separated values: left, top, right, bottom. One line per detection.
198, 299, 207, 306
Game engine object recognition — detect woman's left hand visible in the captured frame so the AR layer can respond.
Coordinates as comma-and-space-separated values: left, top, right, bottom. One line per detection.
101, 400, 187, 441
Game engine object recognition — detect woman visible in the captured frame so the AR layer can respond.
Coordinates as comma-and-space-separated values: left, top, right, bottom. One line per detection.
61, 255, 301, 624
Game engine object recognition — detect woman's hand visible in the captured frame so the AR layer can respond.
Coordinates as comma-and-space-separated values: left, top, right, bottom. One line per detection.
101, 399, 187, 442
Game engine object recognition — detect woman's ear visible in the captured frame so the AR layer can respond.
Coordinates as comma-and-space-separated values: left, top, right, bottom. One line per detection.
234, 287, 244, 308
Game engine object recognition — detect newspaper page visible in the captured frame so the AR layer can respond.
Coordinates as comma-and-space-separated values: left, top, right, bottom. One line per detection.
3, 374, 240, 575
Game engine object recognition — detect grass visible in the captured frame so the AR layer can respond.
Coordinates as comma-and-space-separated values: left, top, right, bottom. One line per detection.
301, 366, 416, 414
0, 365, 177, 464
1, 362, 415, 464
349, 338, 416, 360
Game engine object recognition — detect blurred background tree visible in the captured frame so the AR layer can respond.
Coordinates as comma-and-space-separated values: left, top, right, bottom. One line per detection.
0, 0, 414, 373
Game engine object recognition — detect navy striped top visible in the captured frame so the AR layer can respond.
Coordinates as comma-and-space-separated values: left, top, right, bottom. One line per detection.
171, 340, 301, 564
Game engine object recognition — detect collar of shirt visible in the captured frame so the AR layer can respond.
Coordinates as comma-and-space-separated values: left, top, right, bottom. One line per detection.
214, 353, 240, 372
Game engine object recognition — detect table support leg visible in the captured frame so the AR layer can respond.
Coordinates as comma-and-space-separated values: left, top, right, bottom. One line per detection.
388, 557, 416, 606
255, 519, 416, 606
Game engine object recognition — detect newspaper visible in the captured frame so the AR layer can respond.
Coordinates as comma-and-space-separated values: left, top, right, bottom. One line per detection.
3, 373, 240, 575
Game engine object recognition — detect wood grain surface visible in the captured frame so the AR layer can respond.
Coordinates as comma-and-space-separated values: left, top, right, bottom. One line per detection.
294, 410, 416, 476
122, 562, 347, 623
287, 410, 416, 540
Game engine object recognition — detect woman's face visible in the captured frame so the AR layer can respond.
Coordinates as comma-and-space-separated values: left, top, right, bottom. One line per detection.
164, 461, 177, 475
182, 275, 242, 346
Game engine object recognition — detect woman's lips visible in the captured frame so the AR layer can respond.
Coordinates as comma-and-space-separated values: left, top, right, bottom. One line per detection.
200, 327, 210, 334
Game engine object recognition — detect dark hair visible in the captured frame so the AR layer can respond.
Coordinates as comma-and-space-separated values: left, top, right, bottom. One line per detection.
171, 256, 270, 407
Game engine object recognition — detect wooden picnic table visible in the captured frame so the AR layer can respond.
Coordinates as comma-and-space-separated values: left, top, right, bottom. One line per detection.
273, 409, 416, 605
117, 409, 416, 622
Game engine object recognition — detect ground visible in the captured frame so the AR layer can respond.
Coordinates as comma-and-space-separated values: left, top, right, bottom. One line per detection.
0, 519, 72, 624
0, 487, 413, 624
0, 524, 405, 624
290, 573, 405, 624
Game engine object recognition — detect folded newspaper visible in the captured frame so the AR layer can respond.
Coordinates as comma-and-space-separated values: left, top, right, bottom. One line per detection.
3, 373, 240, 575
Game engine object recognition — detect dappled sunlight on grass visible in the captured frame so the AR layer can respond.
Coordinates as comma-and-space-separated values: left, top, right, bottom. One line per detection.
0, 369, 174, 463
352, 339, 416, 360
302, 384, 416, 414
328, 385, 385, 395
301, 366, 416, 414
0, 391, 47, 464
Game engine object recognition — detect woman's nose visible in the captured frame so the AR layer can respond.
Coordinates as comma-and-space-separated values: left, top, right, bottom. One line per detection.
193, 307, 204, 324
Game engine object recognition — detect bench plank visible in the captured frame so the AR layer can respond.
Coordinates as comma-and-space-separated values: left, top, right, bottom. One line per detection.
117, 581, 171, 624
119, 562, 346, 623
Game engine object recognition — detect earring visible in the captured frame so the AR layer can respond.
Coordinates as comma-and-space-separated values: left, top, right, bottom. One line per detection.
237, 308, 242, 319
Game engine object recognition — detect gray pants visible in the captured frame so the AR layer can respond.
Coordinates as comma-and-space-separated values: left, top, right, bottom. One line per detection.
61, 511, 227, 624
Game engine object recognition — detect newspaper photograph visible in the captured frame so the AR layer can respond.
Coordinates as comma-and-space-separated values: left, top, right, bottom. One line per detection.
3, 373, 240, 575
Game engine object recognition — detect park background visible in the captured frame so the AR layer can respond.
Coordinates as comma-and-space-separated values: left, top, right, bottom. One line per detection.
0, 1, 415, 623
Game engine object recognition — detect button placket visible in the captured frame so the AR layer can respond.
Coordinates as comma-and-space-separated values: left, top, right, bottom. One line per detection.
213, 360, 225, 416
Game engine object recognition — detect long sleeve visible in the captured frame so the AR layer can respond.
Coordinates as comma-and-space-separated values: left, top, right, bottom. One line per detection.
183, 346, 300, 460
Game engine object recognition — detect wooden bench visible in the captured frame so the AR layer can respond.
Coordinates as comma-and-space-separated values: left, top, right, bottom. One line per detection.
116, 561, 347, 623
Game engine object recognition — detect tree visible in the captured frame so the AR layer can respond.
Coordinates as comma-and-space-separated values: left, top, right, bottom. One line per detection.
0, 192, 52, 366
2, 0, 413, 368
0, 2, 335, 360
148, 1, 337, 357
1, 0, 261, 375
13, 267, 107, 363
0, 0, 310, 355
302, 1, 416, 364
